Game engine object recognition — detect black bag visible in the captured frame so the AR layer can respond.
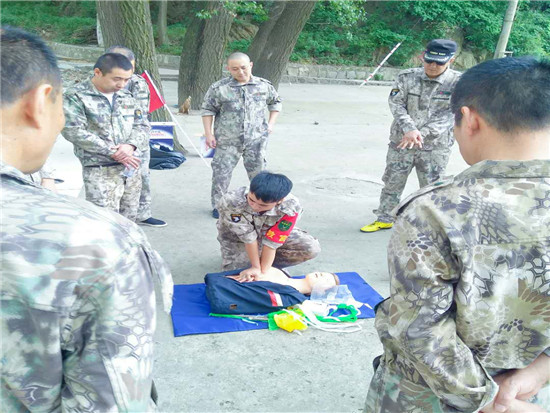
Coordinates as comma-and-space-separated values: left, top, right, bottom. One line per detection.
149, 141, 186, 170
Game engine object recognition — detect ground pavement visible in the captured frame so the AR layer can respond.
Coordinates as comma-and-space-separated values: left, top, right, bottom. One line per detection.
50, 77, 468, 413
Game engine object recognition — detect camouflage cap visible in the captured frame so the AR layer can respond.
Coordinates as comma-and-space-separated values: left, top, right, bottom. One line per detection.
424, 39, 457, 63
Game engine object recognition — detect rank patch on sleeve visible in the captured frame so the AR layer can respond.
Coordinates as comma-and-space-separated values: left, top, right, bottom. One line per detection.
265, 214, 298, 244
390, 89, 400, 97
230, 214, 241, 223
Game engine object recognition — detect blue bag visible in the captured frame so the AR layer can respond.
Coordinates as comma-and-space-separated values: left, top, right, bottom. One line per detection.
149, 141, 186, 170
205, 270, 308, 315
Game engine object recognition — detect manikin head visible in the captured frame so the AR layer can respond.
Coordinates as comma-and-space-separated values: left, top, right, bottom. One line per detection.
422, 39, 457, 79
304, 272, 340, 293
105, 45, 136, 71
92, 53, 133, 94
248, 172, 293, 213
0, 26, 64, 174
227, 52, 253, 84
451, 56, 550, 165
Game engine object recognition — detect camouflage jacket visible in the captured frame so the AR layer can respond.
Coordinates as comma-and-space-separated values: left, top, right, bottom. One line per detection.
0, 161, 173, 412
62, 79, 150, 167
126, 73, 150, 114
388, 67, 461, 150
217, 187, 301, 250
367, 160, 550, 412
201, 75, 282, 143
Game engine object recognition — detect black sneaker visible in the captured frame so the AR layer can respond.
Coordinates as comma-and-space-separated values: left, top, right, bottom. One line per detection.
139, 217, 167, 227
212, 208, 219, 219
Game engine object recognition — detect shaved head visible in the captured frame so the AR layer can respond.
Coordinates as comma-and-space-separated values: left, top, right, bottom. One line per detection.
227, 52, 250, 64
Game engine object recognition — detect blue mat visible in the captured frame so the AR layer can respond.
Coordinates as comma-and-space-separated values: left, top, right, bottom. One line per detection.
171, 272, 384, 337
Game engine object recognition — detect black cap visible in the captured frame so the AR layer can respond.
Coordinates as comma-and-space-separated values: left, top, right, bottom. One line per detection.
424, 39, 457, 64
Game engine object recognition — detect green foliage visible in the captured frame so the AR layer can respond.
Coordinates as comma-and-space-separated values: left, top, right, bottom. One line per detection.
3, 0, 550, 66
1, 1, 96, 44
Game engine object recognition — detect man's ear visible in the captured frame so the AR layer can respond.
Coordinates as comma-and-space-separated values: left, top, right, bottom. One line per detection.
460, 106, 481, 137
249, 61, 253, 70
23, 84, 54, 130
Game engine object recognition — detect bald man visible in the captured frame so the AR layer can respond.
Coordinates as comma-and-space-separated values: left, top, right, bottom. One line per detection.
201, 52, 282, 219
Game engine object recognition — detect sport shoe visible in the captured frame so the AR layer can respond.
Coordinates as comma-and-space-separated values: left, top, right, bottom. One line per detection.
360, 221, 393, 233
212, 208, 219, 219
139, 217, 167, 227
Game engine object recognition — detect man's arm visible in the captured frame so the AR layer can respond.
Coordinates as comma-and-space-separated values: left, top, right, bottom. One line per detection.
202, 115, 216, 148
267, 111, 279, 134
388, 74, 418, 135
62, 93, 114, 156
380, 218, 498, 411
123, 98, 151, 153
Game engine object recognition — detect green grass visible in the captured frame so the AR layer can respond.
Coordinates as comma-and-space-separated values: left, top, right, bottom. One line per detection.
1, 1, 97, 45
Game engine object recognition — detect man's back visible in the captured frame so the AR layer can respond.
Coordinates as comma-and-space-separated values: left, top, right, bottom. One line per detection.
0, 162, 170, 411
369, 159, 550, 411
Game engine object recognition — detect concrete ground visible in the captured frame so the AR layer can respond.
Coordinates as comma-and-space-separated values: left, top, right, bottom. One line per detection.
49, 78, 469, 412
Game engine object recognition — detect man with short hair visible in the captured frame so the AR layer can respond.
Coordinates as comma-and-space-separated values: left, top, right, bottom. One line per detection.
63, 52, 149, 221
106, 45, 167, 227
201, 52, 282, 219
217, 171, 320, 278
361, 39, 461, 233
1, 26, 172, 411
365, 56, 550, 412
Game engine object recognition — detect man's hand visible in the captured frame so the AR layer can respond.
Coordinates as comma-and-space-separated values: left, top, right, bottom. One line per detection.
229, 267, 262, 282
205, 134, 217, 149
397, 130, 423, 149
480, 354, 550, 413
111, 143, 136, 161
120, 156, 141, 169
268, 122, 275, 134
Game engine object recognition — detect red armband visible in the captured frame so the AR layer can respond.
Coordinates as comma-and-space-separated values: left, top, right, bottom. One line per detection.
264, 214, 298, 244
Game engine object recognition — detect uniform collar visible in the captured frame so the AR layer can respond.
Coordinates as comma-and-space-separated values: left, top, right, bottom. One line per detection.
0, 160, 41, 188
456, 159, 550, 181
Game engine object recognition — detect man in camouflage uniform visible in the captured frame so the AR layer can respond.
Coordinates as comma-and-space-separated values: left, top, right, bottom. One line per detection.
217, 172, 320, 276
365, 57, 550, 412
63, 52, 149, 221
361, 39, 461, 233
201, 52, 282, 219
0, 27, 173, 411
107, 45, 167, 227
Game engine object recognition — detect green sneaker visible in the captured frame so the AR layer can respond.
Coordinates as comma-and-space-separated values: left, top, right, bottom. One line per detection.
360, 221, 393, 233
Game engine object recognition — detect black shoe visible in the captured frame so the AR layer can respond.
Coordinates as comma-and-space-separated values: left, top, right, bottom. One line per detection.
139, 217, 167, 227
212, 208, 219, 219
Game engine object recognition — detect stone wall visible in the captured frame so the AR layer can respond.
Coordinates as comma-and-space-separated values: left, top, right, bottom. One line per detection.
48, 41, 406, 86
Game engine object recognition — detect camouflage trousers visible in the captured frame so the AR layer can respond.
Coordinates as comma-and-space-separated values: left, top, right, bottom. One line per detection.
211, 136, 268, 209
219, 228, 321, 271
137, 144, 152, 221
374, 144, 451, 223
82, 164, 142, 221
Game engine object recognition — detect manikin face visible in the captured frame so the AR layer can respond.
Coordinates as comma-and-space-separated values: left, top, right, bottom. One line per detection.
227, 58, 253, 84
305, 272, 337, 290
93, 67, 133, 93
247, 192, 280, 213
422, 53, 452, 79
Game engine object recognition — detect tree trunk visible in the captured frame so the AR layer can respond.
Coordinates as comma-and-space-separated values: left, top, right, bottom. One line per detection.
157, 0, 168, 46
247, 1, 286, 62
249, 1, 316, 89
178, 1, 233, 110
494, 0, 519, 59
97, 0, 170, 124
96, 14, 104, 47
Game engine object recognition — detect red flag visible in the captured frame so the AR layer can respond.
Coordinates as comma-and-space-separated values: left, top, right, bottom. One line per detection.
141, 70, 166, 113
